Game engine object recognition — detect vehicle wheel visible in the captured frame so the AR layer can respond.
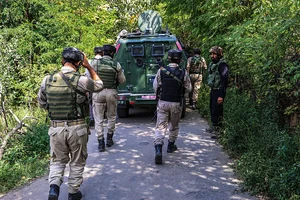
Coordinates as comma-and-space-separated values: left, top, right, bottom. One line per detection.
117, 107, 129, 118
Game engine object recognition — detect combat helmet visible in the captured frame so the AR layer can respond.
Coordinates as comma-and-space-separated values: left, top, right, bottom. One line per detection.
209, 46, 223, 57
103, 45, 116, 53
168, 49, 182, 60
62, 47, 84, 61
94, 46, 104, 54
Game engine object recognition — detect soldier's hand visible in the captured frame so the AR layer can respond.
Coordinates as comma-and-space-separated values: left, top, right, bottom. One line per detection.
82, 53, 89, 68
217, 97, 223, 105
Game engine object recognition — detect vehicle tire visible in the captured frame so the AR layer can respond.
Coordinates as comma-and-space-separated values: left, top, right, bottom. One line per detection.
117, 107, 129, 118
181, 98, 186, 119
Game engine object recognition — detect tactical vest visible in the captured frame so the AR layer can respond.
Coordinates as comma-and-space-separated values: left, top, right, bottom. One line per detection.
207, 58, 226, 88
45, 71, 88, 120
190, 55, 204, 74
91, 58, 118, 89
160, 66, 185, 102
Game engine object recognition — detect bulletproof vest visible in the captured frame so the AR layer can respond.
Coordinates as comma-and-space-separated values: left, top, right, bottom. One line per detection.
91, 57, 118, 89
207, 58, 226, 88
160, 66, 185, 102
190, 55, 203, 74
45, 71, 88, 120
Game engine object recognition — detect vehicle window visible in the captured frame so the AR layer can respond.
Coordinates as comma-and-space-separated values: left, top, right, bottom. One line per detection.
152, 45, 165, 57
131, 45, 144, 57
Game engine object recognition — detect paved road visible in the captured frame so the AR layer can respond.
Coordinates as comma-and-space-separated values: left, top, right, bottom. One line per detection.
0, 108, 257, 200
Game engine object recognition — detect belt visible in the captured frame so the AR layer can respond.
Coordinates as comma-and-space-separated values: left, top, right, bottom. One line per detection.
50, 119, 85, 127
212, 87, 220, 90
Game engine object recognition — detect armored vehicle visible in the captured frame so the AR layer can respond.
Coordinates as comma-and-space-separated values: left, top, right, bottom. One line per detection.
114, 10, 187, 118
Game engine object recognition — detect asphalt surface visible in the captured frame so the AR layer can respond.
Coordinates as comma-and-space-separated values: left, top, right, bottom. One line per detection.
0, 107, 257, 200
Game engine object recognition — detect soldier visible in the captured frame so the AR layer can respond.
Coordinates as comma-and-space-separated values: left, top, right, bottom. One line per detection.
186, 48, 207, 110
85, 46, 104, 128
91, 44, 126, 152
206, 46, 229, 139
153, 49, 192, 164
38, 47, 103, 200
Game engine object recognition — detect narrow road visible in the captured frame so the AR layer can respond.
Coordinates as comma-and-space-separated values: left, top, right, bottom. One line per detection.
0, 108, 257, 200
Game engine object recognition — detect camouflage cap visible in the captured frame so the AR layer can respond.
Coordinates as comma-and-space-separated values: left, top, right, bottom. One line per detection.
209, 46, 223, 57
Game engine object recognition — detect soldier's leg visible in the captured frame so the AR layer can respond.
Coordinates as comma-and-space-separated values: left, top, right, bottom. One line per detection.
154, 101, 169, 164
93, 101, 106, 140
48, 127, 70, 199
93, 100, 106, 152
67, 125, 88, 194
193, 79, 201, 106
189, 77, 195, 106
154, 101, 169, 146
106, 90, 118, 147
167, 103, 182, 152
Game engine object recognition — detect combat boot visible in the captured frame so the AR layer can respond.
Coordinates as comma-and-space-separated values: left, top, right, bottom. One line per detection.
48, 184, 59, 200
106, 132, 114, 147
68, 191, 82, 200
89, 119, 95, 127
167, 140, 178, 153
154, 144, 163, 164
98, 138, 105, 152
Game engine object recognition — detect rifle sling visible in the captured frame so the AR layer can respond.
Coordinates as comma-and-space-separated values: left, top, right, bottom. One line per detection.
59, 71, 86, 96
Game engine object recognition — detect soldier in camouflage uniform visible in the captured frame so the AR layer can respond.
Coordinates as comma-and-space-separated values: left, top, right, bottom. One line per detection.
186, 48, 207, 110
91, 44, 126, 152
206, 46, 229, 139
38, 47, 103, 200
153, 49, 192, 164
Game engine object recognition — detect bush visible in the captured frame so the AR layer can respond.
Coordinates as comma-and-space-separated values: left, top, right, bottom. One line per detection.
0, 107, 50, 193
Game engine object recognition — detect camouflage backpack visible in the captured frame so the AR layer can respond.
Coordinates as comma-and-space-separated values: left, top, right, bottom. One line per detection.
190, 55, 203, 74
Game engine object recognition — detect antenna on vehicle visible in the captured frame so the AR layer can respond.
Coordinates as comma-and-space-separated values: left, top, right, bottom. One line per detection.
166, 24, 169, 34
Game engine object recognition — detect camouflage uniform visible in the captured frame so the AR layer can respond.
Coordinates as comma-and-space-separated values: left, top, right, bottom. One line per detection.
187, 54, 207, 107
153, 63, 191, 146
38, 66, 103, 195
91, 54, 126, 149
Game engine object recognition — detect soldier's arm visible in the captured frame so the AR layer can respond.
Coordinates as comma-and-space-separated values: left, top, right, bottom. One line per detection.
37, 76, 48, 110
153, 69, 162, 94
116, 62, 126, 84
82, 54, 100, 81
184, 70, 192, 94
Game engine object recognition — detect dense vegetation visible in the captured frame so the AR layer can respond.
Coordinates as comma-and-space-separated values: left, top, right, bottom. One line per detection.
0, 0, 299, 199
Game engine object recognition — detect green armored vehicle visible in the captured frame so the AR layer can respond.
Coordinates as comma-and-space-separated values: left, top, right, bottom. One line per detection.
114, 10, 187, 118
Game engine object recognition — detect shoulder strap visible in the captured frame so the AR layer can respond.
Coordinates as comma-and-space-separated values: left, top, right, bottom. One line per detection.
160, 67, 183, 85
59, 71, 86, 96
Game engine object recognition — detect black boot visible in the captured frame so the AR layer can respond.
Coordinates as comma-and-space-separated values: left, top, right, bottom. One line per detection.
68, 191, 82, 200
167, 140, 178, 153
48, 184, 59, 200
106, 132, 114, 147
89, 119, 95, 127
98, 138, 105, 152
154, 144, 163, 164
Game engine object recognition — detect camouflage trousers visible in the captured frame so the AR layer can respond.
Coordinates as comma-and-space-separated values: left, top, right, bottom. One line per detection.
154, 100, 182, 146
189, 74, 203, 104
93, 88, 118, 139
48, 123, 88, 194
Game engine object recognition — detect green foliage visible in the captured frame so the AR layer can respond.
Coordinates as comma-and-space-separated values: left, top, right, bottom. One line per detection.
221, 89, 300, 199
0, 107, 49, 193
